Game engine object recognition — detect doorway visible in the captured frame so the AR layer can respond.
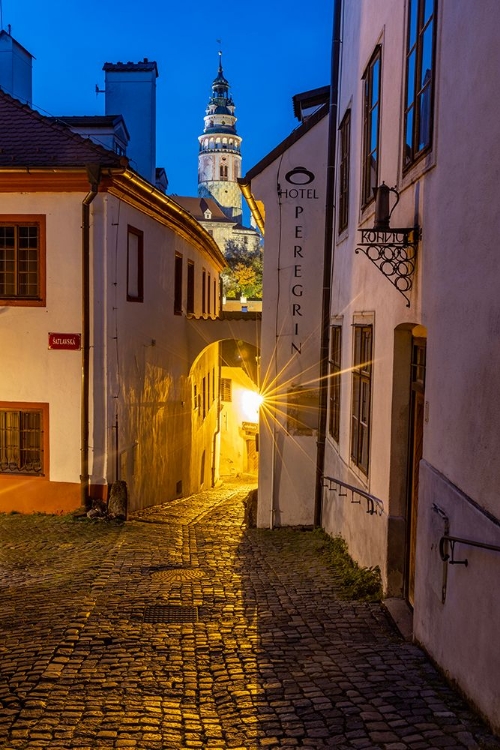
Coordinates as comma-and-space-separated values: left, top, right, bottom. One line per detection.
406, 337, 426, 605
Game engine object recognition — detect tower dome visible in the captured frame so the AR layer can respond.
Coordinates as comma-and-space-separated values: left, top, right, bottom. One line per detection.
198, 52, 242, 222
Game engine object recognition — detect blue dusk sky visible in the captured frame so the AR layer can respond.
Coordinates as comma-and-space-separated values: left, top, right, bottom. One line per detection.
2, 0, 333, 198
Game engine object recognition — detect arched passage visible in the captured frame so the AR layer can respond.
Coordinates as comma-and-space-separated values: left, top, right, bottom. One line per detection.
188, 335, 261, 492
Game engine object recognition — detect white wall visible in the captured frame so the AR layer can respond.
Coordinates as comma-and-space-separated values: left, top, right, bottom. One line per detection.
0, 193, 83, 484
252, 115, 329, 527
325, 0, 500, 732
95, 194, 224, 511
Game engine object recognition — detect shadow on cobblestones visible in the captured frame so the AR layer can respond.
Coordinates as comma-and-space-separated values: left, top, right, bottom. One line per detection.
0, 483, 498, 749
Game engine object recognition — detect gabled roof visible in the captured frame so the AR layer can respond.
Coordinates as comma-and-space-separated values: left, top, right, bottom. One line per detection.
292, 86, 330, 121
240, 97, 329, 184
171, 196, 234, 223
0, 89, 127, 168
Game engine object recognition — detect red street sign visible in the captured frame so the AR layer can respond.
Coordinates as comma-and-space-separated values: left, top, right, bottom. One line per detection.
48, 333, 81, 351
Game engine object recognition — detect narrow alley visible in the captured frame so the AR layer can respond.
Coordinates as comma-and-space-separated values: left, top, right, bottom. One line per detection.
0, 481, 497, 750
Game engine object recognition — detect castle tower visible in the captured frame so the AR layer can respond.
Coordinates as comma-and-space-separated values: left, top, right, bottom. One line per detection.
198, 53, 242, 223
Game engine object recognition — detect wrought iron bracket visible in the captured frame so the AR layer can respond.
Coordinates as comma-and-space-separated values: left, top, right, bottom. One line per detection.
355, 227, 421, 307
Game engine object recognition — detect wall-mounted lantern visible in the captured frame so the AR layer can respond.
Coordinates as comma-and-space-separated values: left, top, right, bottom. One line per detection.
355, 182, 420, 307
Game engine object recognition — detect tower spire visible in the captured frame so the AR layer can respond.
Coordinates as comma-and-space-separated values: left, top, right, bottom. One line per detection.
197, 54, 243, 222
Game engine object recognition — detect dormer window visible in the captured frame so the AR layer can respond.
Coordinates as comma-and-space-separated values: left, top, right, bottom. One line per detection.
204, 209, 212, 220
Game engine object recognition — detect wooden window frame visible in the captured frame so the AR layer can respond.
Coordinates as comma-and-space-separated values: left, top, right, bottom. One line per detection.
0, 215, 46, 307
403, 0, 437, 171
361, 48, 382, 208
0, 401, 49, 477
202, 269, 206, 315
329, 325, 342, 443
187, 260, 195, 314
174, 253, 183, 315
351, 325, 373, 474
126, 225, 144, 302
338, 111, 351, 233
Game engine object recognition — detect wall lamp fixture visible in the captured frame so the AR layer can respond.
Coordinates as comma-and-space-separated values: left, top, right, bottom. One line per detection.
355, 182, 421, 307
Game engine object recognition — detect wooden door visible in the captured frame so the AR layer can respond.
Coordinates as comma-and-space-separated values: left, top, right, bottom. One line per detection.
407, 339, 426, 605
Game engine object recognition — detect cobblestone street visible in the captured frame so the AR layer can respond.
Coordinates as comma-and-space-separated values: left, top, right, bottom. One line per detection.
0, 480, 498, 750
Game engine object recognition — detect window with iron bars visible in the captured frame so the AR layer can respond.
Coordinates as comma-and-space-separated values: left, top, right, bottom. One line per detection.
220, 378, 232, 402
0, 408, 44, 475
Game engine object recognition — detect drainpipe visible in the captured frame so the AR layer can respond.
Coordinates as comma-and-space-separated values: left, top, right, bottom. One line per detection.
314, 0, 343, 527
81, 164, 101, 510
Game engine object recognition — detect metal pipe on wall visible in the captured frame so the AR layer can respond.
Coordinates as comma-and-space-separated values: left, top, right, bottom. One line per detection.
314, 0, 343, 527
81, 164, 101, 510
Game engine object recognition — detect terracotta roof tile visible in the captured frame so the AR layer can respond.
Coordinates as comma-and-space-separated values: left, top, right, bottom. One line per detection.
0, 89, 127, 169
171, 196, 234, 223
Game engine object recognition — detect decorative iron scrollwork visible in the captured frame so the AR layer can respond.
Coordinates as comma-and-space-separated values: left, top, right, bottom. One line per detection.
355, 227, 420, 307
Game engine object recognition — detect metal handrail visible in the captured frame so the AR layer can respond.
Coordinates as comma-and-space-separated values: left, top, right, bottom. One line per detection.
439, 534, 500, 567
432, 503, 500, 602
321, 475, 384, 516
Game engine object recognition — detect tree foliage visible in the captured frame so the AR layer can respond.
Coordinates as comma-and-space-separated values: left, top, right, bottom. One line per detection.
222, 240, 263, 299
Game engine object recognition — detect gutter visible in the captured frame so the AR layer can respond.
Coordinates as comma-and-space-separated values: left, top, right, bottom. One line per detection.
81, 164, 101, 510
314, 0, 343, 527
237, 178, 265, 235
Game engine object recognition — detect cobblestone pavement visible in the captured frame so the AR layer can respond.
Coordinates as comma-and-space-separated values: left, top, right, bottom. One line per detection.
0, 479, 498, 750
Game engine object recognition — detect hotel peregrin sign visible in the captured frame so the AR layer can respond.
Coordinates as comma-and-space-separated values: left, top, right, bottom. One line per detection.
279, 166, 319, 356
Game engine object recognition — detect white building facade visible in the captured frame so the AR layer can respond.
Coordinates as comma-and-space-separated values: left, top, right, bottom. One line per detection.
322, 0, 500, 732
240, 103, 329, 527
0, 89, 225, 515
242, 0, 500, 733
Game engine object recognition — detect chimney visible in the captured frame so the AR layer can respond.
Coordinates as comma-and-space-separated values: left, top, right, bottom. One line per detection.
0, 29, 33, 105
103, 59, 158, 184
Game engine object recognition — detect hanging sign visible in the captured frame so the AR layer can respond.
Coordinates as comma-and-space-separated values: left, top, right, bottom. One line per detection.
48, 333, 81, 350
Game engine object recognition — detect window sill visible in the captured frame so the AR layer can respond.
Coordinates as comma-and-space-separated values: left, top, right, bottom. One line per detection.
401, 150, 436, 190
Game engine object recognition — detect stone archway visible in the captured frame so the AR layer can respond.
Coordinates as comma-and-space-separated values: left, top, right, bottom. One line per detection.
188, 335, 261, 491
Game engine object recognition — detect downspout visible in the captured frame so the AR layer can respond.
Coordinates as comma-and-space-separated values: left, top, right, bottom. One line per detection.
81, 164, 101, 510
314, 0, 343, 527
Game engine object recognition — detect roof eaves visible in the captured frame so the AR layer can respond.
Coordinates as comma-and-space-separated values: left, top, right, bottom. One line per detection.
241, 102, 329, 183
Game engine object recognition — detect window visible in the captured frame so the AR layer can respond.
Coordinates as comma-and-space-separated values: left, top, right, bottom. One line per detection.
338, 111, 351, 233
404, 0, 436, 169
362, 49, 381, 207
208, 273, 211, 316
187, 260, 195, 314
202, 376, 206, 419
0, 216, 46, 306
351, 325, 373, 473
202, 269, 206, 315
213, 278, 217, 316
329, 325, 342, 442
174, 254, 183, 315
0, 404, 46, 475
127, 226, 143, 302
287, 387, 320, 436
220, 165, 228, 180
221, 378, 232, 402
